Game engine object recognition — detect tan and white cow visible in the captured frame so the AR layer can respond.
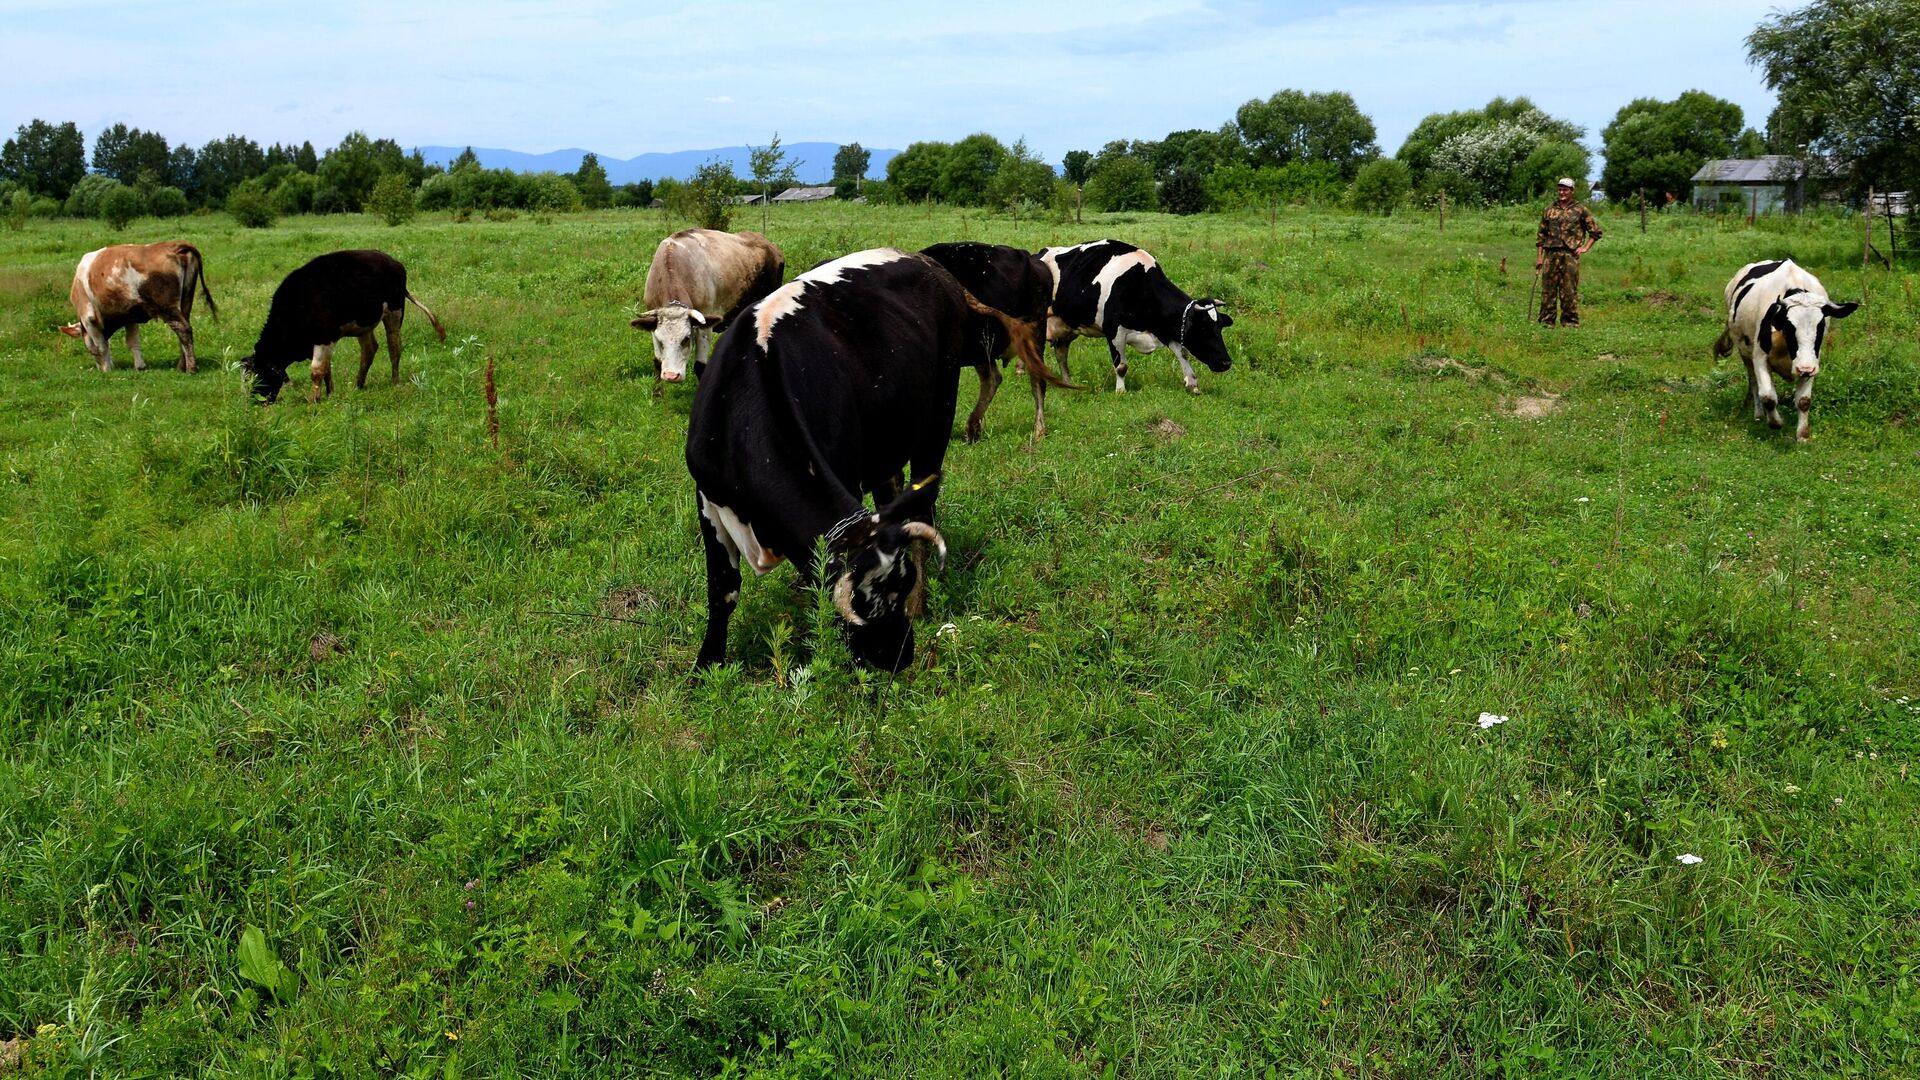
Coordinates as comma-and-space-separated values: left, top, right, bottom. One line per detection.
60, 241, 217, 373
630, 229, 784, 383
1713, 258, 1857, 441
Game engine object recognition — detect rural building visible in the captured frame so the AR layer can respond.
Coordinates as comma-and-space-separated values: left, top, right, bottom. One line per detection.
730, 193, 766, 206
1689, 156, 1819, 214
772, 186, 836, 203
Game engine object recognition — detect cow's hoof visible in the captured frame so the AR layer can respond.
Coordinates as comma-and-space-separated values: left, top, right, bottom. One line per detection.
1186, 383, 1202, 396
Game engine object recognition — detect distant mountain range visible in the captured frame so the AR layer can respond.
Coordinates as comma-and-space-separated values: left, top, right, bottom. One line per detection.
411, 142, 897, 185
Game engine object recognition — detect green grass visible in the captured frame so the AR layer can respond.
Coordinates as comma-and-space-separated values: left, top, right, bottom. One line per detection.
1, 201, 1917, 1078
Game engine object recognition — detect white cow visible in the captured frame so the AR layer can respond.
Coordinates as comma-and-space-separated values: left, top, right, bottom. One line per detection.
630, 229, 784, 383
1713, 259, 1857, 441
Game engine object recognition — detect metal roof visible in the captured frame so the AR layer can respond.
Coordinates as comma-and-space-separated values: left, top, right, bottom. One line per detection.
1690, 156, 1800, 184
771, 186, 836, 202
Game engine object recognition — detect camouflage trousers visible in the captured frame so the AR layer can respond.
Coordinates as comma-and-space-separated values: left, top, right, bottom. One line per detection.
1538, 250, 1581, 326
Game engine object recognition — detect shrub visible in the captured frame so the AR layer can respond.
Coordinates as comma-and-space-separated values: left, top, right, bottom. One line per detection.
270, 172, 316, 215
101, 184, 145, 229
30, 196, 60, 219
1085, 156, 1157, 212
146, 185, 188, 218
679, 159, 736, 230
416, 172, 455, 212
524, 173, 582, 214
228, 185, 276, 228
367, 172, 416, 225
1351, 158, 1412, 214
311, 185, 355, 214
1160, 168, 1209, 215
6, 190, 28, 231
64, 174, 126, 218
483, 206, 518, 222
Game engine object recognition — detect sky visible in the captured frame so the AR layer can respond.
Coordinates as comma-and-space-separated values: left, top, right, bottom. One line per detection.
1, 0, 1787, 167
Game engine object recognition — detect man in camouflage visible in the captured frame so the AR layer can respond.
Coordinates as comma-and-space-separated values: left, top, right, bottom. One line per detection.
1536, 178, 1602, 326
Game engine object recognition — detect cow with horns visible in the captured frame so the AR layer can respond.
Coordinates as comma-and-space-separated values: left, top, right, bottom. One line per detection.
1713, 258, 1857, 441
1038, 239, 1234, 394
684, 248, 1037, 671
630, 228, 784, 383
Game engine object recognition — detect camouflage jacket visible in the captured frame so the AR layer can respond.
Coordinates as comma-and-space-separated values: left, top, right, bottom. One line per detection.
1538, 201, 1602, 251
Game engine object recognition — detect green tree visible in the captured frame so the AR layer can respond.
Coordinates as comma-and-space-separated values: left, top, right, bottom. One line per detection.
748, 132, 800, 230
525, 173, 583, 215
1061, 150, 1093, 186
453, 146, 481, 171
227, 179, 276, 228
64, 174, 124, 218
92, 124, 173, 186
985, 138, 1057, 213
936, 133, 1007, 207
678, 157, 737, 230
1748, 0, 1920, 197
1234, 90, 1379, 178
886, 142, 949, 203
1, 120, 87, 199
146, 186, 188, 217
294, 141, 319, 173
572, 152, 612, 209
1085, 152, 1157, 212
101, 184, 144, 229
193, 135, 267, 204
269, 172, 316, 215
5, 189, 29, 231
1600, 91, 1749, 203
1351, 157, 1412, 213
318, 132, 410, 210
1397, 97, 1583, 192
832, 142, 871, 187
368, 172, 417, 225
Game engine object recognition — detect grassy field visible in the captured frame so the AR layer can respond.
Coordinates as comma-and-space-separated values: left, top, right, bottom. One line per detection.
1, 200, 1917, 1078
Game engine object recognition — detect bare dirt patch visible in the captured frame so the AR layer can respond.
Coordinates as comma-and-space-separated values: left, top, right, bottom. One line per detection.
1408, 355, 1509, 384
0, 1037, 27, 1074
309, 630, 345, 662
1149, 417, 1187, 440
607, 585, 658, 617
1643, 290, 1682, 308
1507, 394, 1564, 419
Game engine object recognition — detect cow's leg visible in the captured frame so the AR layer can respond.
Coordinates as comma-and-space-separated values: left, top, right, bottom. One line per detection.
1743, 355, 1757, 417
1171, 343, 1201, 395
165, 316, 196, 374
1750, 346, 1781, 429
1793, 375, 1815, 442
355, 332, 378, 389
965, 362, 1001, 443
82, 322, 111, 372
694, 498, 742, 670
1029, 369, 1048, 440
383, 308, 404, 384
1052, 338, 1073, 382
1108, 337, 1128, 393
310, 343, 334, 402
125, 324, 146, 371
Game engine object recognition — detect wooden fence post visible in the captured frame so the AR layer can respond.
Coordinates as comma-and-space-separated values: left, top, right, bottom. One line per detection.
1639, 189, 1647, 233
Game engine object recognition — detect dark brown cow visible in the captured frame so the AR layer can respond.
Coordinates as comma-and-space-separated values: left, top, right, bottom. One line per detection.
920, 242, 1075, 441
59, 242, 217, 372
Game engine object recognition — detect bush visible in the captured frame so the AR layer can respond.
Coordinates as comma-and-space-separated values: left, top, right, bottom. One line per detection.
6, 190, 28, 231
416, 172, 455, 212
30, 196, 60, 219
1351, 158, 1412, 214
1160, 168, 1209, 215
228, 185, 276, 228
311, 185, 355, 214
367, 172, 416, 225
524, 173, 582, 214
64, 174, 125, 218
1085, 156, 1157, 212
677, 159, 736, 230
101, 184, 145, 229
146, 186, 188, 218
270, 172, 316, 215
483, 206, 518, 222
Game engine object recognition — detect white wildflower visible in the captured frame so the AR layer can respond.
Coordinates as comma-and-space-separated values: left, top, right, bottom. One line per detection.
1675, 853, 1703, 865
1477, 712, 1509, 729
936, 622, 958, 638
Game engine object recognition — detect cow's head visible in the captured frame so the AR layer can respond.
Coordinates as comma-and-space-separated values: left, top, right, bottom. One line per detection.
241, 353, 290, 402
1179, 299, 1234, 372
630, 301, 715, 383
1761, 290, 1858, 379
826, 476, 946, 672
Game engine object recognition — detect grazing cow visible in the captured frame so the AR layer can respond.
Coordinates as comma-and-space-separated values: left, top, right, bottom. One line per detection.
630, 229, 784, 383
920, 241, 1076, 441
1713, 258, 1858, 441
60, 242, 217, 373
1038, 240, 1233, 394
241, 250, 446, 403
685, 248, 1037, 671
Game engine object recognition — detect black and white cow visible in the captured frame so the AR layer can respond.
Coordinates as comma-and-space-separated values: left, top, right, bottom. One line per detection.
1713, 258, 1857, 441
1038, 240, 1233, 394
685, 248, 1037, 671
920, 241, 1075, 441
242, 250, 446, 403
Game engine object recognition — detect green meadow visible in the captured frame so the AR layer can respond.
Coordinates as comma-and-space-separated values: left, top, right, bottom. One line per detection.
1, 201, 1917, 1077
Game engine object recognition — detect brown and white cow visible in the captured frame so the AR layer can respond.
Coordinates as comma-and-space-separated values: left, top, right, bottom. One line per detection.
59, 242, 217, 373
630, 228, 784, 383
1713, 258, 1858, 441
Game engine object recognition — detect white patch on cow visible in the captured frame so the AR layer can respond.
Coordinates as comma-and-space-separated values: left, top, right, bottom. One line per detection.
116, 262, 147, 304
754, 248, 906, 351
1092, 250, 1156, 329
73, 249, 102, 319
1205, 305, 1220, 323
1039, 240, 1121, 302
1114, 326, 1164, 355
700, 495, 783, 574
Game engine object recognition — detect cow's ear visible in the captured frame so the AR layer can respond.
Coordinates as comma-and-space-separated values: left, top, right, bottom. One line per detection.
57, 323, 82, 337
1824, 301, 1859, 320
877, 473, 941, 525
631, 311, 660, 331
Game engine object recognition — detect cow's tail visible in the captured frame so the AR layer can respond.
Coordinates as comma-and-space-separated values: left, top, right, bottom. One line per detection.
408, 292, 448, 341
961, 291, 1080, 390
1713, 325, 1733, 358
181, 243, 217, 319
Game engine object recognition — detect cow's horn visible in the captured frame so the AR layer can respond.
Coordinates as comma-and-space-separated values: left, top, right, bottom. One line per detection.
832, 572, 865, 626
901, 522, 947, 569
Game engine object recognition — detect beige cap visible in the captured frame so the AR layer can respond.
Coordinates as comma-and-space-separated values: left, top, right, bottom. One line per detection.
1556, 177, 1576, 188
